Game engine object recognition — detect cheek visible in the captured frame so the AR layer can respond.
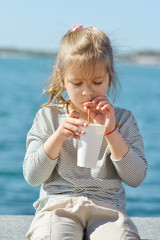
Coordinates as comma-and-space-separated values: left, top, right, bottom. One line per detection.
67, 87, 80, 100
95, 86, 108, 96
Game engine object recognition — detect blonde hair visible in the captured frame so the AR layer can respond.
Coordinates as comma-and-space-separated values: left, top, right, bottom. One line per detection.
41, 26, 118, 107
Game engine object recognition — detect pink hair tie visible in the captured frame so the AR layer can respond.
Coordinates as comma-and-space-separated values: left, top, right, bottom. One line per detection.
87, 26, 97, 30
72, 24, 83, 31
72, 24, 97, 32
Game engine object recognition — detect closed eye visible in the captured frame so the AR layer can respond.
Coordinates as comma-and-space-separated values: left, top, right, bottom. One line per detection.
73, 82, 82, 86
93, 81, 103, 85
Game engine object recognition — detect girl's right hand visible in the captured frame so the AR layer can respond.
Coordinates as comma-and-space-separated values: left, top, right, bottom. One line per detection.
43, 109, 87, 160
56, 109, 88, 142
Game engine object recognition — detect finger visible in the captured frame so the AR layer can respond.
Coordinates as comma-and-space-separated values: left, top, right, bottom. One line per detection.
64, 122, 86, 135
84, 97, 109, 110
92, 96, 108, 103
84, 105, 97, 119
100, 104, 114, 112
83, 102, 97, 108
62, 128, 80, 139
66, 116, 88, 127
96, 101, 112, 110
69, 109, 80, 119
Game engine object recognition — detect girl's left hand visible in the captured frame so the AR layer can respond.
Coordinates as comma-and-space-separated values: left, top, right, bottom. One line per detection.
83, 96, 115, 133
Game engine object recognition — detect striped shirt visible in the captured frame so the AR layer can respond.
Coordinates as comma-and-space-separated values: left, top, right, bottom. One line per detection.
23, 105, 148, 213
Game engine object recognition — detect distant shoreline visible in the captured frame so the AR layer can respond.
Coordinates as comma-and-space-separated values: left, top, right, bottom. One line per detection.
0, 48, 57, 58
116, 51, 160, 66
0, 48, 160, 66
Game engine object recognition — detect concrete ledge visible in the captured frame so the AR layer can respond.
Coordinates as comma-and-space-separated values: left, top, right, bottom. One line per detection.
0, 215, 159, 240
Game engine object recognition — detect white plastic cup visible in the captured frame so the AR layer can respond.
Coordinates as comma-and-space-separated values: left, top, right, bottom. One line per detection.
77, 124, 106, 168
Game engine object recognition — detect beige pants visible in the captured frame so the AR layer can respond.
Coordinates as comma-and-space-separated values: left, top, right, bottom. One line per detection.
26, 196, 140, 240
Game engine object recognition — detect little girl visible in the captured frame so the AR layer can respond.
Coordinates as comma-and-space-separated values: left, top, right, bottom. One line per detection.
23, 24, 148, 240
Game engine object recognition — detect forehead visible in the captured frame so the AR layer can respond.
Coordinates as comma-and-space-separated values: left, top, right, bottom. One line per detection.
66, 61, 107, 80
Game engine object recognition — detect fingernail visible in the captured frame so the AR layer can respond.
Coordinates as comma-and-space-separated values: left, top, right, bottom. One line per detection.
82, 122, 88, 127
81, 130, 86, 135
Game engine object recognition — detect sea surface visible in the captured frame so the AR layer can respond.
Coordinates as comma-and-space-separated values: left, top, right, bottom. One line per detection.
0, 55, 160, 216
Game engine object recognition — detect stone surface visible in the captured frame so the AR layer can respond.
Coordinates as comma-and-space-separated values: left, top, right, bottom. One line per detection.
0, 215, 160, 240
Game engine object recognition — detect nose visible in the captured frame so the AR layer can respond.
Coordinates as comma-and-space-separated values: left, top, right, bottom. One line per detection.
82, 83, 93, 97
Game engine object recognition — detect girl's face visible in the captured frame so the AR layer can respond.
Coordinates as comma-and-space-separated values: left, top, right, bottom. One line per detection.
64, 62, 110, 116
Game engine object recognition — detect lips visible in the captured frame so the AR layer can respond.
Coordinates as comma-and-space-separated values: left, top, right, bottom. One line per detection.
82, 100, 92, 104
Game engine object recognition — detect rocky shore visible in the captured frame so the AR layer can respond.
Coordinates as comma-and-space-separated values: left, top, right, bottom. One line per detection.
0, 48, 57, 58
0, 48, 160, 66
117, 51, 160, 66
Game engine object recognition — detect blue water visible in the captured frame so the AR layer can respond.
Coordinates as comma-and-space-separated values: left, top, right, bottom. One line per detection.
0, 55, 160, 216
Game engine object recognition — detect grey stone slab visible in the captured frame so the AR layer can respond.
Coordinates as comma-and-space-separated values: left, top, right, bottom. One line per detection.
0, 215, 33, 240
0, 215, 160, 240
132, 217, 160, 240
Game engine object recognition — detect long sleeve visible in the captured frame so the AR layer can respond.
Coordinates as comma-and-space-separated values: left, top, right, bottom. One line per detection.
23, 109, 58, 186
111, 108, 148, 187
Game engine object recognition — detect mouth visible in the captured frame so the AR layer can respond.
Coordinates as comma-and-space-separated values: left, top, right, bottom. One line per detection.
82, 100, 92, 104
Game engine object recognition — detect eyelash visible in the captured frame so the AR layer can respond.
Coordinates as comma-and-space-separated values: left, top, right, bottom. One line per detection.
74, 83, 82, 86
94, 81, 103, 85
73, 81, 103, 86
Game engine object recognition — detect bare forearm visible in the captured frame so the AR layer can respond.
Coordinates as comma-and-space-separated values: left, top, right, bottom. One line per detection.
105, 130, 129, 160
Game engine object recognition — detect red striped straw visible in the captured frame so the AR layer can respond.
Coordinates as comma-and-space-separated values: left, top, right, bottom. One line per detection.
88, 107, 90, 124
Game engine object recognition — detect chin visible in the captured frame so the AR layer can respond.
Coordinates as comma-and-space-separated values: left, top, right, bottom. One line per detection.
76, 107, 84, 112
